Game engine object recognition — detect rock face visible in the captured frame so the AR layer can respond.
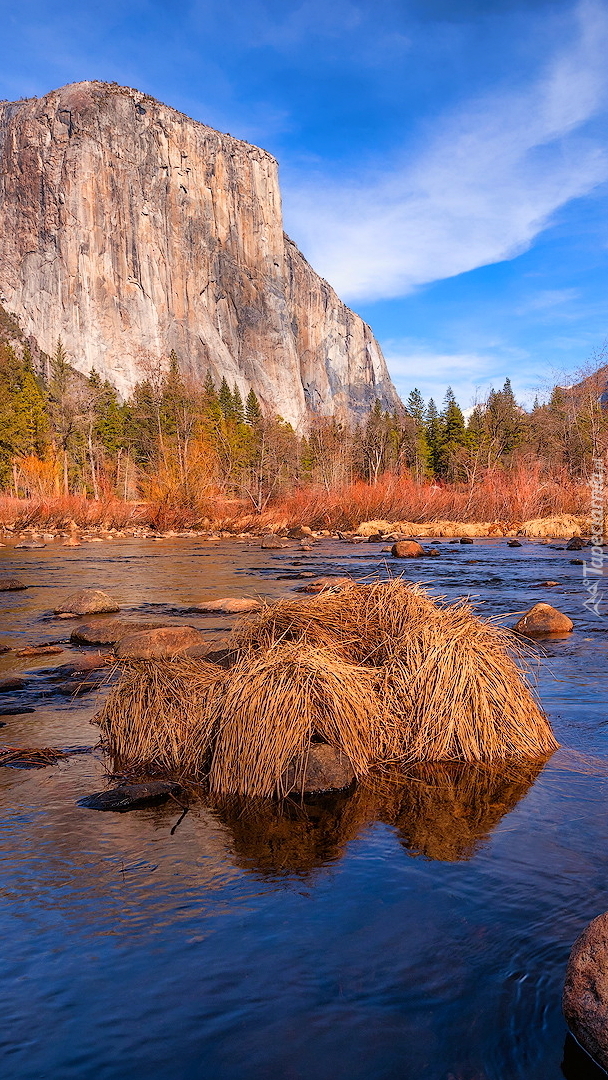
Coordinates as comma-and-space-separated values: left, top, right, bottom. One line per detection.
563, 911, 608, 1072
513, 602, 573, 637
0, 81, 401, 429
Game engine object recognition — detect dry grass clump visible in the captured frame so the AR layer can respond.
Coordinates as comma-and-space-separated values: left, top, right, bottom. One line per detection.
207, 645, 386, 797
378, 601, 556, 762
97, 579, 557, 795
232, 580, 439, 664
97, 658, 224, 774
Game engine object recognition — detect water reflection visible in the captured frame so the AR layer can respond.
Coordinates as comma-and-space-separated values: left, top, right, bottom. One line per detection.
213, 760, 547, 875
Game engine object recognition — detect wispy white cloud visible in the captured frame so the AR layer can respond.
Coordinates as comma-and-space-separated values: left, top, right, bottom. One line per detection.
283, 0, 608, 301
385, 346, 543, 408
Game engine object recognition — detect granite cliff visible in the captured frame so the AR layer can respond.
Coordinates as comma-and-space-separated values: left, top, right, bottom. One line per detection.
0, 81, 401, 429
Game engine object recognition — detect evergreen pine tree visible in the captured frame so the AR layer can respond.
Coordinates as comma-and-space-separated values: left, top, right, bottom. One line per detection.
406, 388, 426, 423
245, 388, 262, 425
218, 377, 234, 420
232, 383, 245, 424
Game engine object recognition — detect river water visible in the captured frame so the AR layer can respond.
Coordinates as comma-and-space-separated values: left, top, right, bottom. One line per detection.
1, 535, 607, 1080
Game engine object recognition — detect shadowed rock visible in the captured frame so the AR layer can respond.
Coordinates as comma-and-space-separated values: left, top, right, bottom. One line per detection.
514, 602, 573, 637
566, 537, 585, 550
563, 912, 608, 1073
0, 577, 27, 590
78, 781, 182, 811
285, 744, 356, 794
0, 677, 26, 692
54, 589, 120, 616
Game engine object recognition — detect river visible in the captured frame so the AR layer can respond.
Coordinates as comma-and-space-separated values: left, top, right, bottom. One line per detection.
1, 535, 607, 1079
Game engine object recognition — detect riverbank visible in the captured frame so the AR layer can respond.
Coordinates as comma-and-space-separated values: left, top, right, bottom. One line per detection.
0, 496, 593, 542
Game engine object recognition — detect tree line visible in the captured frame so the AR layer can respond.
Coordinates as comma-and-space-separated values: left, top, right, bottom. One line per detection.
1, 319, 606, 508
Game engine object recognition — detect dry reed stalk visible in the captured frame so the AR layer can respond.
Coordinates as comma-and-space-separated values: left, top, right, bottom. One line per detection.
96, 658, 225, 774
207, 644, 385, 798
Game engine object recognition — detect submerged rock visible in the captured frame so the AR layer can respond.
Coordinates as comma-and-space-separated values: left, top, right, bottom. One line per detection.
563, 911, 608, 1073
513, 602, 573, 637
14, 540, 46, 549
391, 540, 425, 558
0, 576, 28, 590
195, 598, 261, 614
507, 540, 522, 547
78, 781, 182, 811
115, 626, 206, 659
15, 645, 64, 657
54, 589, 120, 616
71, 619, 164, 645
285, 744, 356, 794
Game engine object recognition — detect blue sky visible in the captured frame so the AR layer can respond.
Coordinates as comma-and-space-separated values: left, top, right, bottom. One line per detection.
1, 0, 607, 410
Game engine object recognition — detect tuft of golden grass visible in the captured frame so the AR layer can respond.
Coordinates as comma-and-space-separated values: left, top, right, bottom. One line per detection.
96, 658, 225, 775
207, 644, 386, 797
96, 580, 558, 794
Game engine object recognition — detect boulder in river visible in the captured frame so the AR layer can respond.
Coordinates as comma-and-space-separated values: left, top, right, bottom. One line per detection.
563, 911, 608, 1073
54, 589, 120, 616
0, 576, 27, 591
71, 619, 164, 645
0, 677, 26, 692
513, 602, 573, 637
287, 525, 314, 540
296, 576, 352, 593
195, 598, 261, 614
566, 537, 586, 551
391, 540, 426, 558
507, 540, 522, 547
115, 625, 206, 659
78, 781, 182, 811
261, 534, 287, 549
14, 540, 46, 549
285, 744, 356, 794
460, 537, 474, 544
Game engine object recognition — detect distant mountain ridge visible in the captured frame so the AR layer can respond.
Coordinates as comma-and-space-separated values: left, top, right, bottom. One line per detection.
0, 81, 402, 428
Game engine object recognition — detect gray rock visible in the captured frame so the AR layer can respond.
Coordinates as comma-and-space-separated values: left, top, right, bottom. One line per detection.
566, 537, 585, 550
507, 540, 522, 547
460, 537, 474, 544
54, 589, 120, 616
78, 781, 182, 811
563, 911, 608, 1073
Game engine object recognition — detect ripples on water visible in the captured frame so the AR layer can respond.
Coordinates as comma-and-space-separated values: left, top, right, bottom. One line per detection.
1, 537, 607, 1079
